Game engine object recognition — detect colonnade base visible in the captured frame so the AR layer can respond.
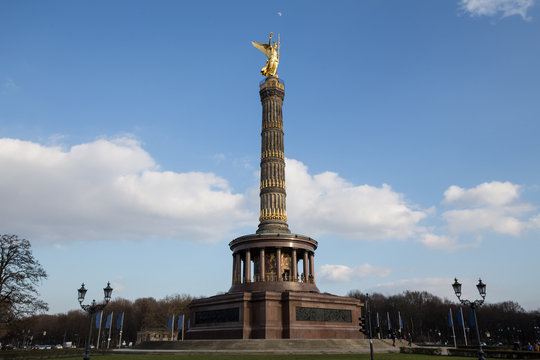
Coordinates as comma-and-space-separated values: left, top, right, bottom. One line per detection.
185, 290, 364, 340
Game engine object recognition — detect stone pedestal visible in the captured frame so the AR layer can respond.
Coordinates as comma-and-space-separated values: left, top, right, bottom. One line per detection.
185, 291, 363, 340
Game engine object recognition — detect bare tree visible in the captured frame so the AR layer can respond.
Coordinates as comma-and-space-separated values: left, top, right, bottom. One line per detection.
0, 234, 48, 323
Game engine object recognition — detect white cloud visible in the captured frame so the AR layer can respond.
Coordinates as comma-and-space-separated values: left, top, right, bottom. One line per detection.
459, 0, 535, 20
530, 214, 540, 229
7, 138, 536, 251
443, 181, 520, 207
111, 281, 126, 293
1, 77, 19, 94
319, 264, 391, 283
441, 181, 536, 236
212, 153, 226, 161
444, 208, 526, 235
0, 139, 430, 246
45, 134, 68, 146
286, 159, 427, 240
418, 233, 481, 252
0, 137, 253, 244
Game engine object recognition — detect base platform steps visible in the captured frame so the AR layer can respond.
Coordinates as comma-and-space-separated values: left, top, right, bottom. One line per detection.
130, 338, 402, 354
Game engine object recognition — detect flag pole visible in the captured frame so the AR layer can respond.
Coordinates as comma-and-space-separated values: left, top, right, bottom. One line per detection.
96, 312, 102, 349
171, 314, 175, 341
398, 311, 403, 342
118, 313, 124, 348
460, 307, 468, 346
450, 308, 457, 348
107, 311, 113, 349
376, 312, 381, 339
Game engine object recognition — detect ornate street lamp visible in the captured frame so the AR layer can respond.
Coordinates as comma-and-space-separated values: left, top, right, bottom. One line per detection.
452, 278, 486, 360
78, 282, 113, 360
476, 279, 486, 298
451, 278, 462, 298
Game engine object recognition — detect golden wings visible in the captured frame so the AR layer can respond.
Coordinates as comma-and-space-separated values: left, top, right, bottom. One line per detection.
251, 41, 275, 58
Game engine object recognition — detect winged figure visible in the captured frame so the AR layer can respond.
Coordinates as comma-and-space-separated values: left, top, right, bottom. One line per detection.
252, 32, 280, 77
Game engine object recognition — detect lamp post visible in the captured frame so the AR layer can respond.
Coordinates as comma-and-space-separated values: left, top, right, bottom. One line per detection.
365, 293, 374, 360
452, 278, 486, 360
78, 282, 113, 360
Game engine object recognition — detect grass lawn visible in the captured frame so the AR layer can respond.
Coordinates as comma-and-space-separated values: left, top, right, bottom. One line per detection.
60, 354, 475, 360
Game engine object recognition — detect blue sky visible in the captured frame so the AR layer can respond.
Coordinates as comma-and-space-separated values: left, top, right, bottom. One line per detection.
1, 0, 539, 314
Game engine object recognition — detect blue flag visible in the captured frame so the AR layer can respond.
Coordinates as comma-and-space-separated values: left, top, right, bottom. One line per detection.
387, 312, 392, 330
177, 315, 183, 330
470, 309, 475, 327
116, 312, 124, 330
105, 313, 112, 329
457, 308, 463, 326
95, 312, 102, 329
167, 315, 174, 330
399, 313, 404, 329
376, 313, 380, 328
187, 319, 190, 329
448, 309, 453, 327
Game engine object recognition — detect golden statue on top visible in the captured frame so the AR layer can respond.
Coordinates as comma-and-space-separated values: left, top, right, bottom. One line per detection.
252, 32, 280, 77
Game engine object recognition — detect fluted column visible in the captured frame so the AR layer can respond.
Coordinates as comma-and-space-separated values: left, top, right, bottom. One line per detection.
257, 77, 290, 234
276, 248, 282, 281
245, 250, 251, 283
303, 250, 308, 282
309, 252, 315, 283
232, 253, 236, 284
291, 248, 297, 282
260, 248, 265, 282
235, 252, 241, 284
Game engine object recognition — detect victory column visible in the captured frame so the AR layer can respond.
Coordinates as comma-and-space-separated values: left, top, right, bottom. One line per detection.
185, 34, 363, 340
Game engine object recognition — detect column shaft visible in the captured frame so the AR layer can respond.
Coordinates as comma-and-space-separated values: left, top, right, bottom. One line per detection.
235, 252, 241, 284
303, 251, 308, 283
260, 248, 265, 282
276, 248, 282, 281
257, 78, 290, 234
232, 253, 236, 285
309, 252, 315, 283
245, 250, 251, 283
291, 248, 297, 281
